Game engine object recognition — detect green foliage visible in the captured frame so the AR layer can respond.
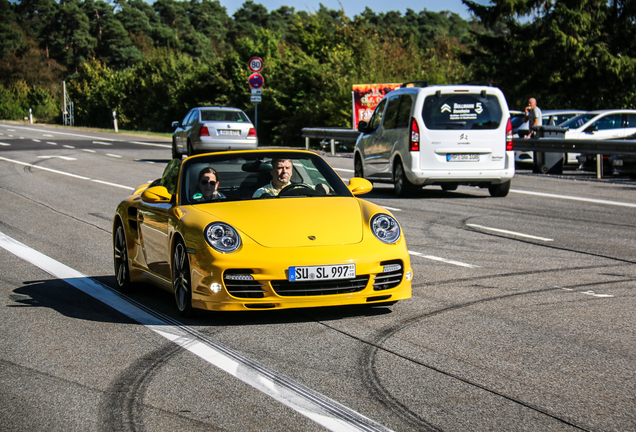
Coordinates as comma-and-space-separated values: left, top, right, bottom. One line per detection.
2, 0, 479, 144
464, 0, 636, 110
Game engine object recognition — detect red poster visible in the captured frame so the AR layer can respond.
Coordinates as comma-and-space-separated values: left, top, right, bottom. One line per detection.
352, 83, 401, 129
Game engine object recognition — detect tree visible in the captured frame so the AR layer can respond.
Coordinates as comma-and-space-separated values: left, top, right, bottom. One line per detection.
464, 0, 636, 110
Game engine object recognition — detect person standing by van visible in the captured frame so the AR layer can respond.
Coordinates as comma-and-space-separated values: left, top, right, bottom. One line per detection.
523, 97, 542, 139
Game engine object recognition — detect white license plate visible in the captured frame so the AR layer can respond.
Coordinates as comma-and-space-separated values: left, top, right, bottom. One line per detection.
218, 130, 240, 136
613, 159, 623, 166
289, 264, 356, 282
448, 153, 480, 162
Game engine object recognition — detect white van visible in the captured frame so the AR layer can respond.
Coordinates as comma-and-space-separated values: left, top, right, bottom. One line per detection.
353, 82, 515, 197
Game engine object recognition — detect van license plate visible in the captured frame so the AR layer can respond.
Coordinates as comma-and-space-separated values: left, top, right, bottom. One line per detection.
448, 154, 479, 162
289, 264, 356, 282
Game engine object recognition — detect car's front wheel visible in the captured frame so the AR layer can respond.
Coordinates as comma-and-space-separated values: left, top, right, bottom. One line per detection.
393, 160, 416, 197
172, 239, 193, 317
113, 222, 133, 291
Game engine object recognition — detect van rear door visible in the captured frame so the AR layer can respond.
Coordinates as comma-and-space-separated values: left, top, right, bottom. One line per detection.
420, 91, 507, 171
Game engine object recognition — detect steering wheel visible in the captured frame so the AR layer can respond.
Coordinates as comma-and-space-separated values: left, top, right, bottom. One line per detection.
278, 183, 320, 196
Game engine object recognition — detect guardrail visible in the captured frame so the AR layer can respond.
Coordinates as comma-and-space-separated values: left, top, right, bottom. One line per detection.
302, 127, 636, 178
301, 128, 360, 154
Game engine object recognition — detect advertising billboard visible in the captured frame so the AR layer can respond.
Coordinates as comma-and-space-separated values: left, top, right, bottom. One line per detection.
351, 83, 401, 129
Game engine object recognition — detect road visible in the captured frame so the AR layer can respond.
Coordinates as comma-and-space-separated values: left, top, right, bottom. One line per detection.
1, 122, 634, 432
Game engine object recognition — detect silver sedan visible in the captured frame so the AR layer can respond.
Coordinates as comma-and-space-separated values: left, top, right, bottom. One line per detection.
172, 107, 258, 158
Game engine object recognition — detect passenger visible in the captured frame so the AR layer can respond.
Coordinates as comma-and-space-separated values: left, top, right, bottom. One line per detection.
192, 167, 225, 202
253, 158, 293, 197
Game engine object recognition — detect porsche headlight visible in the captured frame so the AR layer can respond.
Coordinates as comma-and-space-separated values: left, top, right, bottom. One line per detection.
205, 222, 241, 253
371, 213, 401, 244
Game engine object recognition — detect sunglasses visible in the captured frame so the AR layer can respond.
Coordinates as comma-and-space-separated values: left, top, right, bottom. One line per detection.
200, 179, 217, 186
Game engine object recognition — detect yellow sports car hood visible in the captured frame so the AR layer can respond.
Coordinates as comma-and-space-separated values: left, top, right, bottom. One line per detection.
189, 197, 364, 248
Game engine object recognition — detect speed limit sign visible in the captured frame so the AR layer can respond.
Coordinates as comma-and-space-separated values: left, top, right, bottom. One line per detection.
248, 57, 264, 73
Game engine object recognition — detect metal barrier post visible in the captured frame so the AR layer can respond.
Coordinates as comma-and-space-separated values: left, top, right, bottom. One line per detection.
305, 136, 310, 150
596, 154, 602, 179
330, 139, 335, 155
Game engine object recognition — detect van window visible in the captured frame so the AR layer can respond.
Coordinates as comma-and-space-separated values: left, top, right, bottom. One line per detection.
368, 98, 387, 131
422, 94, 503, 130
383, 95, 414, 130
383, 96, 401, 130
395, 94, 413, 128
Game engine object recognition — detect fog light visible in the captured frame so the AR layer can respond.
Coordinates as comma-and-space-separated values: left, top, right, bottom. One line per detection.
405, 271, 413, 281
210, 283, 222, 293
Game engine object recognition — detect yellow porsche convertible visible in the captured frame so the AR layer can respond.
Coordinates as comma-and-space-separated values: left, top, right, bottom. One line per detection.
113, 150, 412, 316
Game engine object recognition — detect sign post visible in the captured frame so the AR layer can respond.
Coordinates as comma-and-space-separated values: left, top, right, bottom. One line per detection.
248, 57, 264, 134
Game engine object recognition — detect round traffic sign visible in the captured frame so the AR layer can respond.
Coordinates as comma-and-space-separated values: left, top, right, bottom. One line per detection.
248, 57, 264, 73
249, 73, 264, 89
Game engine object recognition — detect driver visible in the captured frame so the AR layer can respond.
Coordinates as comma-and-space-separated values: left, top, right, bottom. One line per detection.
253, 158, 292, 197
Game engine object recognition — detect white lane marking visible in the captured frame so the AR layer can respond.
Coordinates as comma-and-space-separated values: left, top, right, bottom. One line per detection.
467, 224, 554, 242
581, 290, 614, 298
511, 189, 636, 208
93, 141, 112, 146
37, 156, 77, 161
0, 156, 133, 190
32, 139, 41, 142
557, 286, 614, 298
46, 142, 57, 145
83, 149, 96, 153
8, 135, 14, 137
106, 154, 122, 158
334, 168, 355, 173
0, 231, 394, 432
91, 179, 132, 190
382, 206, 401, 212
0, 142, 10, 146
409, 251, 481, 268
42, 134, 54, 137
63, 145, 75, 149
0, 124, 170, 148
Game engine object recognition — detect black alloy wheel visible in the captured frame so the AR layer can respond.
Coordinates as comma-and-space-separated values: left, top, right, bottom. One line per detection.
172, 239, 193, 317
113, 223, 132, 290
354, 156, 364, 178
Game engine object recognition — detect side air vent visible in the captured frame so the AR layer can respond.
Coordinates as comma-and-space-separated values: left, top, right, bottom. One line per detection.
224, 269, 266, 299
373, 260, 403, 291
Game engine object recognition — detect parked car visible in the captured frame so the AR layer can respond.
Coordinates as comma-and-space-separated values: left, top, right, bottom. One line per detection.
171, 107, 257, 158
562, 110, 636, 170
609, 153, 636, 177
113, 150, 412, 316
354, 82, 514, 197
515, 110, 587, 165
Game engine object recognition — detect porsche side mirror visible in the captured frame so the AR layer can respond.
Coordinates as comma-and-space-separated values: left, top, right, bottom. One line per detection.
141, 186, 172, 203
348, 177, 373, 195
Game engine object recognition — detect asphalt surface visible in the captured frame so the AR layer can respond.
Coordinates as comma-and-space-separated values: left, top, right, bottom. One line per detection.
1, 122, 635, 432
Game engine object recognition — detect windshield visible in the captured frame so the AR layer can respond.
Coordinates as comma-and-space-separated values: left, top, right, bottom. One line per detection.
560, 113, 596, 129
179, 151, 352, 205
